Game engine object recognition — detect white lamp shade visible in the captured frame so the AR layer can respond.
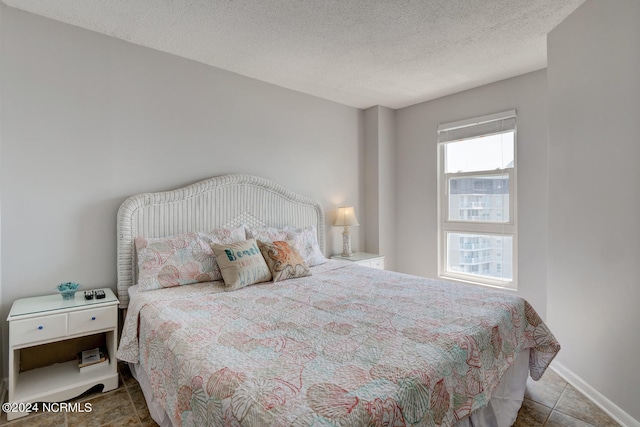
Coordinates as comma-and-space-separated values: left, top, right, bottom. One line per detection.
334, 206, 359, 227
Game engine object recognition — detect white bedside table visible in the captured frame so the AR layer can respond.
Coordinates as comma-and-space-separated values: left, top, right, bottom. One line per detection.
331, 252, 385, 270
6, 288, 119, 420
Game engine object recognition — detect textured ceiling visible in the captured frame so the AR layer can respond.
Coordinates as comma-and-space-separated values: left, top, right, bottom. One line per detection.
2, 0, 584, 109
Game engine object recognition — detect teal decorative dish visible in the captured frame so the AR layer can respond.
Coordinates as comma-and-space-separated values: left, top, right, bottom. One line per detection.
57, 282, 80, 300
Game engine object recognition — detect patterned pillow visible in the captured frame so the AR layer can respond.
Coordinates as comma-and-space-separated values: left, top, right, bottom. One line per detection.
285, 226, 325, 267
198, 225, 247, 247
257, 240, 311, 282
135, 226, 246, 292
210, 239, 272, 291
246, 225, 325, 267
246, 226, 289, 243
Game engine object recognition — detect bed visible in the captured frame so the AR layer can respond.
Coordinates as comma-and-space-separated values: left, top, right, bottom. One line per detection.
116, 174, 560, 427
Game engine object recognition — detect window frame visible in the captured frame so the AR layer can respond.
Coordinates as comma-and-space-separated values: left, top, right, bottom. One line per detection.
437, 110, 518, 289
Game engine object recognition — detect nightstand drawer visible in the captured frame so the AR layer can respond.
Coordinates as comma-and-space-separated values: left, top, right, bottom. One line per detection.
11, 313, 67, 346
331, 252, 385, 270
370, 258, 385, 270
68, 306, 117, 335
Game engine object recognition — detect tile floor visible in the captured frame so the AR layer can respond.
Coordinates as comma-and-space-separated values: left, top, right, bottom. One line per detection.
515, 369, 621, 427
0, 363, 158, 427
0, 364, 622, 427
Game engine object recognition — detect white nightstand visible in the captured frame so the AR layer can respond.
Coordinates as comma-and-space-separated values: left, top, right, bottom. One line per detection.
331, 252, 385, 270
6, 288, 119, 420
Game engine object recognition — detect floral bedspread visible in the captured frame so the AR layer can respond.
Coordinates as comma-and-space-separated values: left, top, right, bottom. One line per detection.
117, 261, 559, 427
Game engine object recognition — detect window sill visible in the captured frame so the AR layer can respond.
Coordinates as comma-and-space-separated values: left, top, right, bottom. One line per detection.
438, 273, 517, 292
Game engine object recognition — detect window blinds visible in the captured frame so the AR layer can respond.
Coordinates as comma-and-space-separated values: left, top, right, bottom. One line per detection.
437, 110, 516, 143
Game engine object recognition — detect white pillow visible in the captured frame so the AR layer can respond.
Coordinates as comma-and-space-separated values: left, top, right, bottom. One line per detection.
246, 225, 325, 267
284, 226, 326, 267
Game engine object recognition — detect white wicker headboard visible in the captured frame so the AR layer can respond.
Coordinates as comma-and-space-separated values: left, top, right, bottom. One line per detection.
116, 174, 325, 308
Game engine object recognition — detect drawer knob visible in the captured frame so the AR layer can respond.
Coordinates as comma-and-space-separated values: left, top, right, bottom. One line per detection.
38, 326, 43, 330
91, 316, 96, 321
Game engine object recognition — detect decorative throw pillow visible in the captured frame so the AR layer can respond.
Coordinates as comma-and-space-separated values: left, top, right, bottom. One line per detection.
135, 226, 246, 292
257, 240, 311, 282
210, 239, 272, 291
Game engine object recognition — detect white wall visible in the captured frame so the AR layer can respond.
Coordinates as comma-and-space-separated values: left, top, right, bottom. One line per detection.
547, 0, 640, 423
363, 106, 396, 270
0, 6, 363, 376
395, 70, 550, 317
363, 107, 380, 256
377, 107, 396, 270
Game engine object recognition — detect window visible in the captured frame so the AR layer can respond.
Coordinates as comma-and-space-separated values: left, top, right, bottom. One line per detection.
438, 110, 517, 289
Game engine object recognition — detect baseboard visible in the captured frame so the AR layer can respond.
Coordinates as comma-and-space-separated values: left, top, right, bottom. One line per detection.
551, 361, 640, 427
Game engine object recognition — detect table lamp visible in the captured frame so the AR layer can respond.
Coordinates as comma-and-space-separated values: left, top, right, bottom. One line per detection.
334, 206, 359, 257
